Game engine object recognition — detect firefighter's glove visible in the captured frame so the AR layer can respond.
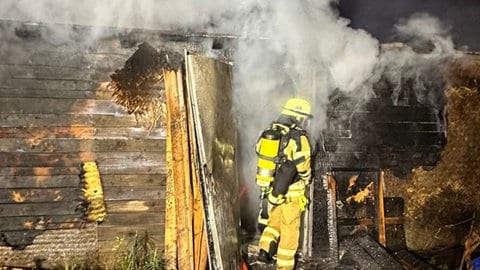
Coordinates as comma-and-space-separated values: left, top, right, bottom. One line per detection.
302, 176, 312, 186
268, 193, 285, 206
299, 194, 309, 211
260, 186, 272, 199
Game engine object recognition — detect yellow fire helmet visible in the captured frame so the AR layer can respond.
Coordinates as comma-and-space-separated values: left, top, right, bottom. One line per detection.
281, 98, 313, 120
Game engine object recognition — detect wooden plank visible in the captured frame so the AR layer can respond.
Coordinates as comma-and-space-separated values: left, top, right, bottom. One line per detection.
333, 110, 439, 123
0, 201, 80, 217
97, 164, 166, 175
0, 98, 126, 114
0, 114, 139, 128
102, 212, 164, 226
373, 122, 440, 133
97, 224, 164, 241
0, 175, 80, 188
94, 127, 166, 138
0, 50, 90, 68
185, 56, 208, 270
377, 171, 387, 247
165, 92, 177, 269
343, 234, 404, 270
101, 174, 165, 187
0, 47, 131, 70
0, 127, 96, 139
2, 78, 97, 91
0, 164, 166, 175
0, 64, 101, 81
0, 167, 81, 176
393, 249, 435, 270
0, 87, 98, 99
337, 217, 403, 226
0, 127, 165, 139
0, 85, 154, 101
0, 215, 83, 231
165, 68, 194, 270
0, 138, 165, 153
0, 151, 164, 167
0, 188, 80, 204
103, 186, 165, 201
106, 199, 165, 213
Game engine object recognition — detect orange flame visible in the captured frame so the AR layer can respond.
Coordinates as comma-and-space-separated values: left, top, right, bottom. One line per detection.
346, 181, 374, 204
12, 191, 26, 203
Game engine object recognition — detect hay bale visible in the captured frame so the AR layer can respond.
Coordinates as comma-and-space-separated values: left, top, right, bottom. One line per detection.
447, 55, 480, 89
405, 86, 480, 252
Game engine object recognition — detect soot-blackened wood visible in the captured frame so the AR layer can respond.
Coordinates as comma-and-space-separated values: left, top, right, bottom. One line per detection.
2, 78, 97, 91
0, 114, 139, 128
0, 127, 164, 139
0, 187, 81, 204
0, 64, 101, 81
103, 186, 165, 201
97, 224, 164, 241
0, 165, 165, 176
106, 199, 165, 213
101, 174, 165, 187
0, 20, 169, 264
0, 98, 126, 114
0, 87, 98, 99
0, 175, 80, 188
0, 138, 165, 153
103, 212, 164, 226
0, 201, 82, 217
0, 215, 82, 232
0, 152, 164, 167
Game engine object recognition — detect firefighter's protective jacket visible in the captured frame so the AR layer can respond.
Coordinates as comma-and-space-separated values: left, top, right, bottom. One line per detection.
257, 118, 312, 270
262, 121, 312, 205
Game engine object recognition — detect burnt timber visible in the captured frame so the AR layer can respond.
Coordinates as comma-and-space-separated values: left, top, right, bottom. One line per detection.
310, 43, 448, 268
0, 19, 238, 268
0, 20, 191, 268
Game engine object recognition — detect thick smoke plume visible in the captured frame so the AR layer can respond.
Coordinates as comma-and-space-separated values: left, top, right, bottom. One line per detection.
231, 0, 380, 230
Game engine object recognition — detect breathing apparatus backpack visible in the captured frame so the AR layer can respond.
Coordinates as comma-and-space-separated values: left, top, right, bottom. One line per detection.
255, 126, 285, 232
255, 127, 285, 189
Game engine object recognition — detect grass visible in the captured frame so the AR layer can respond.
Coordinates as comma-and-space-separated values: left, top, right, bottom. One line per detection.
113, 231, 165, 270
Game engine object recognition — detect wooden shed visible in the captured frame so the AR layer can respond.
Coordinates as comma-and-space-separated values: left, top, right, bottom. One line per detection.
0, 20, 177, 268
0, 19, 238, 269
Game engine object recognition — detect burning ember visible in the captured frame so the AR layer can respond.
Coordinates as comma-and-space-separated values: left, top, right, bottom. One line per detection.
346, 181, 374, 204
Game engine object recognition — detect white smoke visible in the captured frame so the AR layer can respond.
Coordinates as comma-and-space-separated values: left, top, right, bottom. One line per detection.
231, 0, 380, 230
375, 13, 458, 108
0, 0, 229, 30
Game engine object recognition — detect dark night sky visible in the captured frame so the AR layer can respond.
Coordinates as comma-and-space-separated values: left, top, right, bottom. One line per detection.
338, 0, 480, 51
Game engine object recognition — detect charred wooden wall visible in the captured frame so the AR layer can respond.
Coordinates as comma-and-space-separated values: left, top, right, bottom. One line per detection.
312, 50, 448, 262
323, 78, 447, 175
0, 21, 173, 268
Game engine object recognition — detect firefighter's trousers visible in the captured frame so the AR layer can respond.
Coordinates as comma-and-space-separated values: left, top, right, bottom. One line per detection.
258, 198, 301, 270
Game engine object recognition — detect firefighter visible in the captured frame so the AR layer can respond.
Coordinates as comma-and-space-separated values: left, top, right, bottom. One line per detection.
255, 98, 313, 270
